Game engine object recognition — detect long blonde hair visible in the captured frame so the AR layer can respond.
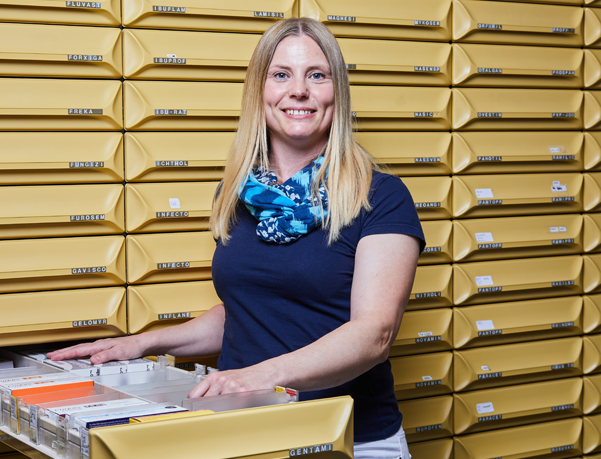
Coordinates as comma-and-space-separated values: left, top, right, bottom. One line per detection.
210, 18, 374, 245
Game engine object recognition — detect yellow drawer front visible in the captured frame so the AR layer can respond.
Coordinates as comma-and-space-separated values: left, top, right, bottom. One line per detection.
454, 378, 583, 435
300, 0, 452, 41
453, 214, 583, 262
0, 0, 120, 26
0, 184, 124, 239
585, 374, 601, 414
356, 132, 452, 176
123, 29, 260, 81
454, 418, 583, 459
409, 438, 453, 459
587, 91, 601, 130
585, 295, 601, 335
586, 132, 601, 171
586, 254, 601, 294
391, 352, 453, 401
587, 8, 601, 48
124, 132, 232, 182
453, 173, 584, 218
467, 0, 582, 4
453, 296, 584, 349
588, 174, 601, 213
0, 132, 123, 185
125, 182, 218, 233
338, 38, 451, 86
585, 50, 601, 89
585, 335, 601, 375
124, 81, 242, 131
0, 79, 122, 131
420, 220, 453, 265
398, 395, 453, 443
0, 23, 121, 78
585, 414, 601, 455
128, 281, 220, 334
123, 0, 296, 32
0, 287, 126, 347
453, 44, 583, 88
403, 176, 453, 221
453, 132, 584, 174
453, 255, 584, 306
454, 337, 583, 392
350, 86, 452, 131
0, 235, 126, 294
453, 0, 584, 47
391, 308, 453, 357
585, 214, 601, 253
453, 88, 584, 131
126, 232, 215, 284
408, 264, 453, 311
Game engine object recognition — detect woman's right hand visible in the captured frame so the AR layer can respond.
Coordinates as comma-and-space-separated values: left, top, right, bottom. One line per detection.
46, 335, 147, 365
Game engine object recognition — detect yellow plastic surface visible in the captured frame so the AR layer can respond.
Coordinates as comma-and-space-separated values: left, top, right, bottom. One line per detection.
453, 255, 584, 306
0, 287, 126, 347
0, 0, 121, 26
126, 232, 216, 284
587, 174, 601, 213
403, 177, 453, 221
585, 295, 601, 335
586, 132, 601, 171
454, 337, 583, 392
452, 132, 584, 174
123, 29, 260, 81
419, 220, 453, 265
123, 81, 242, 131
390, 352, 453, 400
453, 214, 583, 262
585, 413, 601, 454
391, 308, 453, 357
454, 378, 583, 435
585, 335, 601, 375
453, 88, 584, 131
0, 78, 122, 131
453, 173, 584, 218
408, 264, 453, 310
586, 91, 601, 130
453, 296, 583, 349
409, 438, 453, 459
587, 8, 601, 48
125, 182, 218, 233
128, 281, 220, 334
300, 0, 452, 41
586, 50, 601, 89
586, 254, 601, 294
585, 374, 601, 414
398, 395, 453, 443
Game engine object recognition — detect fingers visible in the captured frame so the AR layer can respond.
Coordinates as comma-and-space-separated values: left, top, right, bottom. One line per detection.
47, 340, 113, 361
188, 379, 210, 399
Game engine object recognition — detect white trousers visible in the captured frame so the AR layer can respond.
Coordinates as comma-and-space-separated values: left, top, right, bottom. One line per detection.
354, 425, 411, 459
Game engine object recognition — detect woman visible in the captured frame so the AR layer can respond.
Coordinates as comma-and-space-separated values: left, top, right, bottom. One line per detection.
48, 18, 425, 458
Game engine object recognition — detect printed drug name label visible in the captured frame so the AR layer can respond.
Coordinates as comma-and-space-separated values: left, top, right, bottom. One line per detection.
475, 276, 494, 287
476, 402, 495, 414
476, 320, 495, 331
475, 232, 494, 243
475, 188, 494, 199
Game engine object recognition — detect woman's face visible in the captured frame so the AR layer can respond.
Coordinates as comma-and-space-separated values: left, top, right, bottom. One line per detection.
264, 34, 335, 152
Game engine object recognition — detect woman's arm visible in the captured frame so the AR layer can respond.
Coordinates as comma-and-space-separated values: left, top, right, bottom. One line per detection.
47, 303, 226, 364
188, 232, 420, 397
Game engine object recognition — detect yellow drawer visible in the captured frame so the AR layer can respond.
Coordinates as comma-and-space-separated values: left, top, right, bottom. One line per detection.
398, 395, 453, 443
453, 214, 583, 262
391, 352, 453, 401
126, 232, 215, 284
0, 132, 123, 185
128, 281, 220, 334
453, 296, 584, 349
391, 308, 453, 357
453, 174, 584, 218
123, 0, 296, 32
351, 86, 452, 131
300, 0, 452, 41
0, 235, 126, 294
0, 23, 121, 78
408, 264, 453, 311
0, 79, 122, 131
123, 29, 260, 81
454, 337, 583, 392
0, 0, 120, 26
0, 184, 124, 239
588, 174, 601, 213
452, 131, 584, 175
453, 88, 584, 131
125, 182, 218, 233
585, 414, 601, 455
454, 418, 583, 459
453, 0, 584, 47
356, 132, 452, 176
585, 214, 601, 253
454, 378, 583, 436
587, 8, 601, 48
585, 374, 601, 414
124, 132, 231, 182
586, 254, 601, 294
586, 132, 601, 171
585, 50, 601, 89
585, 335, 601, 375
409, 438, 453, 459
420, 220, 453, 265
338, 38, 451, 86
453, 43, 583, 88
585, 295, 601, 335
453, 255, 584, 306
124, 81, 242, 131
586, 91, 601, 130
403, 176, 453, 221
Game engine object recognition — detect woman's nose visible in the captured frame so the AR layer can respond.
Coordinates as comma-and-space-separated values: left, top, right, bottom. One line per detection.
290, 78, 309, 98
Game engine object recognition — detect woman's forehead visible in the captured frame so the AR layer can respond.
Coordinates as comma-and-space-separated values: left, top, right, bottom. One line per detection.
270, 35, 329, 68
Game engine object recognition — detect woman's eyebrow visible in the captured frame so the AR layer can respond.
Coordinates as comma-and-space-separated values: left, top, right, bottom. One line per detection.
269, 64, 331, 74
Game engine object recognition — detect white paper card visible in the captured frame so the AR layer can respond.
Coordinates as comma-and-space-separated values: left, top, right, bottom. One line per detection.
481, 365, 491, 371
418, 332, 433, 337
476, 320, 495, 331
10, 397, 17, 420
559, 227, 567, 232
167, 54, 177, 58
476, 402, 495, 414
475, 275, 494, 287
475, 232, 494, 243
475, 188, 494, 199
550, 227, 559, 233
81, 429, 90, 457
169, 198, 181, 209
551, 183, 567, 192
422, 376, 433, 381
548, 146, 565, 154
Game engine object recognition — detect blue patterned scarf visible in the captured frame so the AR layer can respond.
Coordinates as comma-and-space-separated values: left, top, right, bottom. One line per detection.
238, 156, 328, 244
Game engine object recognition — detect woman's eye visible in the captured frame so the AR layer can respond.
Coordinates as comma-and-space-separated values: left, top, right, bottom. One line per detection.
274, 72, 287, 79
310, 73, 325, 80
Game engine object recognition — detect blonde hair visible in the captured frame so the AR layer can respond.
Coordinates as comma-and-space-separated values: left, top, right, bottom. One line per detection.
210, 18, 374, 245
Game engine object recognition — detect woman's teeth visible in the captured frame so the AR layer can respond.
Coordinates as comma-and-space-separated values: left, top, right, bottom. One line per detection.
286, 110, 313, 115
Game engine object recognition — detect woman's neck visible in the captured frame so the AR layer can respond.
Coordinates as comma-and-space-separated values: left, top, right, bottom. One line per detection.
268, 135, 327, 183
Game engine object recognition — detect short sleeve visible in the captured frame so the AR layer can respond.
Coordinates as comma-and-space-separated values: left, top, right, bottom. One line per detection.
360, 173, 426, 253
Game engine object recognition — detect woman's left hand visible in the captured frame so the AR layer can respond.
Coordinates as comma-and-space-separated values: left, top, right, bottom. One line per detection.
188, 366, 277, 398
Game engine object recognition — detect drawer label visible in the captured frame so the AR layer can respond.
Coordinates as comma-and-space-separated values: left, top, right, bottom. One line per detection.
477, 156, 502, 161
552, 322, 574, 328
414, 112, 433, 117
73, 319, 108, 327
68, 55, 103, 61
156, 161, 189, 167
552, 280, 574, 287
478, 372, 502, 379
552, 155, 574, 160
477, 112, 502, 118
156, 211, 189, 218
70, 161, 104, 168
154, 58, 187, 64
68, 109, 102, 115
157, 262, 190, 269
414, 66, 441, 72
478, 199, 502, 205
416, 424, 442, 432
478, 243, 502, 249
158, 312, 191, 320
152, 5, 186, 12
66, 1, 100, 8
478, 23, 502, 29
552, 445, 574, 453
255, 11, 284, 18
416, 380, 442, 387
478, 414, 502, 422
327, 15, 355, 22
552, 197, 574, 202
414, 157, 440, 162
72, 266, 106, 274
155, 109, 187, 115
415, 335, 441, 343
415, 202, 440, 208
552, 404, 574, 411
552, 363, 574, 370
70, 214, 105, 221
478, 329, 502, 336
552, 239, 574, 244
478, 287, 502, 293
477, 68, 502, 74
289, 444, 333, 456
552, 28, 575, 33
415, 292, 441, 299
414, 20, 441, 26
346, 64, 356, 70
552, 70, 575, 76
422, 246, 441, 253
552, 112, 574, 118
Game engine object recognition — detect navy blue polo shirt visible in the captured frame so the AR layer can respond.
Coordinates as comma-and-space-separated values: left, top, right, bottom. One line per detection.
212, 171, 425, 442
